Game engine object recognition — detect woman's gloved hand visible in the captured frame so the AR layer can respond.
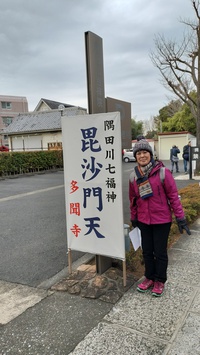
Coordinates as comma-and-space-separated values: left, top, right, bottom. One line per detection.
131, 220, 138, 228
176, 218, 191, 235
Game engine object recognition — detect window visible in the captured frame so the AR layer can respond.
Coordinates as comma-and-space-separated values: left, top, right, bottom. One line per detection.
2, 117, 13, 126
1, 101, 12, 109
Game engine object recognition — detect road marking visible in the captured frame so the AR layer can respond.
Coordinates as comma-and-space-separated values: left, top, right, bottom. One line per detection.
0, 280, 51, 325
0, 185, 64, 202
124, 167, 134, 172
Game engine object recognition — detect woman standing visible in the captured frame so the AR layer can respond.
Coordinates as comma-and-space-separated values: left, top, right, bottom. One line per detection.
129, 139, 191, 297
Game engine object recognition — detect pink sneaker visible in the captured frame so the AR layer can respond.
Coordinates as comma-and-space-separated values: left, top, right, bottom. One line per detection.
137, 278, 154, 292
152, 281, 164, 297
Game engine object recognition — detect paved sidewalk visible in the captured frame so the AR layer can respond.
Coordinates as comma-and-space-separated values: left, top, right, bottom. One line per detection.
69, 218, 200, 355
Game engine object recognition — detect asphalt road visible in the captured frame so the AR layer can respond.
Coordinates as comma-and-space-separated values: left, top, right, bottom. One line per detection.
0, 171, 83, 287
0, 161, 196, 288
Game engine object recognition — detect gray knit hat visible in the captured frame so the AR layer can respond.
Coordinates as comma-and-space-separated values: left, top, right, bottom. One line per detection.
133, 139, 153, 158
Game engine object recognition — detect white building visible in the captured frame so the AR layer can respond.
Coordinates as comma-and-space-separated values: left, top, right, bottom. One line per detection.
4, 107, 87, 152
158, 131, 196, 160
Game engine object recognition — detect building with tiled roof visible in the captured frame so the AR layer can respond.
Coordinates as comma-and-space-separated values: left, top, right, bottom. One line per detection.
4, 106, 87, 151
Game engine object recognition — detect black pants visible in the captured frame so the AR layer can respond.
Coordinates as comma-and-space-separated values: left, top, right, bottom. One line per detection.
138, 222, 171, 283
171, 161, 179, 172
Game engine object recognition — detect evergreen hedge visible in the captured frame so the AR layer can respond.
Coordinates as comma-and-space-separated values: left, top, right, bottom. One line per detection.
0, 150, 63, 176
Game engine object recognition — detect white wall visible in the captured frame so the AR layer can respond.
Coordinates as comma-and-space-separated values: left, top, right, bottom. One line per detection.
10, 136, 24, 151
9, 132, 63, 151
43, 132, 62, 149
158, 133, 196, 160
24, 135, 42, 150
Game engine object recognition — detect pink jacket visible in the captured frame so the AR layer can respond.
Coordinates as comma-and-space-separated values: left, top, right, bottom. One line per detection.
129, 161, 185, 224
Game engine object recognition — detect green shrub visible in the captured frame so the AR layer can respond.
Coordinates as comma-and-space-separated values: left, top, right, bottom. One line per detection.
0, 150, 63, 176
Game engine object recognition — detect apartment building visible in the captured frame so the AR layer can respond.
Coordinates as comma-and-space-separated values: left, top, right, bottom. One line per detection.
0, 95, 28, 146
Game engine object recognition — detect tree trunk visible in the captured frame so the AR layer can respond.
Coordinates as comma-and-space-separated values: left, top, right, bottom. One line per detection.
196, 18, 200, 174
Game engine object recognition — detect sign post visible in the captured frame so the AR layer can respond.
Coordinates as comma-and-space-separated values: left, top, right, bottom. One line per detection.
106, 97, 132, 149
84, 31, 131, 276
85, 31, 112, 273
85, 31, 106, 114
190, 146, 200, 179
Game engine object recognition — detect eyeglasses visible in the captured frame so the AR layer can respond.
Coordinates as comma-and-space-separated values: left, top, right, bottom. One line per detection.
136, 150, 149, 156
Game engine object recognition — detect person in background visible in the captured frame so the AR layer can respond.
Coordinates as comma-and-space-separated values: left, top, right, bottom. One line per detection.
182, 141, 191, 174
170, 145, 180, 173
129, 139, 191, 297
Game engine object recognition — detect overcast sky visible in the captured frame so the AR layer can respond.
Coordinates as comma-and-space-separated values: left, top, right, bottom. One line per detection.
0, 0, 196, 121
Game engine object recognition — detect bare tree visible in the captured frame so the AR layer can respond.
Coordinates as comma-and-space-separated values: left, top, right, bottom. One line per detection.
143, 116, 155, 135
150, 0, 200, 172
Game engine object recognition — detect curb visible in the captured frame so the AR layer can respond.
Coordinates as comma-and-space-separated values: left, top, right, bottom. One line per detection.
37, 253, 94, 290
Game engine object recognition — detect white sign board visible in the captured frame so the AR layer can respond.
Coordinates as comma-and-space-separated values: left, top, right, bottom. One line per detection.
61, 112, 125, 260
